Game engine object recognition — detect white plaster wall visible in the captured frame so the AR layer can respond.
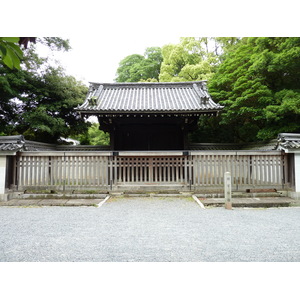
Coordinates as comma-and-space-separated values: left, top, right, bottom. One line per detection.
295, 153, 300, 193
0, 156, 7, 195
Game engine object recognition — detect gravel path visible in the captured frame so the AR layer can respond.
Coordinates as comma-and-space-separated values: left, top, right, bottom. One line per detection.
1, 196, 300, 262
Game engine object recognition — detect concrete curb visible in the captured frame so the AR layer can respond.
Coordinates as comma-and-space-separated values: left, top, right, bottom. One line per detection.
192, 195, 205, 209
0, 195, 297, 208
199, 197, 294, 208
0, 198, 103, 207
97, 195, 110, 207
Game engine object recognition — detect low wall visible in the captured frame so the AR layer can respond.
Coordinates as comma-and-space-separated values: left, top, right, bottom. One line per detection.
9, 150, 288, 193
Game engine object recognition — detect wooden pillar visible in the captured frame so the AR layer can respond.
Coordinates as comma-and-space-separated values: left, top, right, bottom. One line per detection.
110, 126, 116, 150
182, 119, 189, 150
183, 129, 189, 150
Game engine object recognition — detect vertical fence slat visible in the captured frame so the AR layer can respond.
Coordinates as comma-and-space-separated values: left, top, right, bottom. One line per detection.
15, 151, 287, 191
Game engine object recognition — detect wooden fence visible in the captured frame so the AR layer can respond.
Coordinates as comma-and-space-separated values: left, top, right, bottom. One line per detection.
192, 152, 287, 189
12, 151, 288, 191
15, 152, 110, 191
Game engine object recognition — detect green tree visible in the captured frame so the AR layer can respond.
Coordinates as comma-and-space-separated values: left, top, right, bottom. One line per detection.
73, 123, 110, 145
115, 47, 162, 82
0, 37, 89, 142
0, 37, 24, 69
0, 37, 38, 69
212, 37, 241, 57
208, 37, 300, 142
115, 54, 144, 82
18, 67, 89, 142
159, 37, 219, 82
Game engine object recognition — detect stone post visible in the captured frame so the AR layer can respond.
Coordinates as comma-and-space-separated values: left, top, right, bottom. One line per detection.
224, 171, 232, 209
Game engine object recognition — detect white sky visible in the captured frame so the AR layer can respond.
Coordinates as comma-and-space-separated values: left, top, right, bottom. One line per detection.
7, 0, 298, 87
36, 35, 182, 85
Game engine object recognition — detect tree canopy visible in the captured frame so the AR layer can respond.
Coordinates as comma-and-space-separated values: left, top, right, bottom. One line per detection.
115, 37, 300, 143
0, 37, 89, 143
71, 122, 110, 145
159, 37, 219, 82
2, 36, 300, 145
208, 37, 300, 142
0, 37, 25, 69
115, 47, 162, 82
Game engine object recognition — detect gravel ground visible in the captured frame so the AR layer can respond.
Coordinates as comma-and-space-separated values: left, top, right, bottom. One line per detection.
0, 196, 300, 262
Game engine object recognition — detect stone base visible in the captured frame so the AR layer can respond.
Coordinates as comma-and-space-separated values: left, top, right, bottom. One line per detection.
288, 191, 300, 200
0, 194, 8, 201
225, 201, 232, 210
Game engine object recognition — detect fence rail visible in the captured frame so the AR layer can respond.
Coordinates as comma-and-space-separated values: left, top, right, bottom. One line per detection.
15, 152, 111, 190
192, 152, 287, 189
13, 151, 288, 191
110, 156, 192, 184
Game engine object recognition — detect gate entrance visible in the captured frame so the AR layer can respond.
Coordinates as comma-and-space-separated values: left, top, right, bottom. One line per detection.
110, 155, 193, 187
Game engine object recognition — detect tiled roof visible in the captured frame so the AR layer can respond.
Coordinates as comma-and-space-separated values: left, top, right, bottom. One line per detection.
190, 140, 278, 151
0, 135, 110, 152
56, 145, 110, 151
240, 139, 278, 151
189, 143, 244, 151
0, 135, 282, 153
277, 133, 300, 151
0, 135, 25, 152
77, 81, 223, 114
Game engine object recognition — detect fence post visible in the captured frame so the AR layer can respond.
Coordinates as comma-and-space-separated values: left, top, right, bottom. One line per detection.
224, 171, 232, 209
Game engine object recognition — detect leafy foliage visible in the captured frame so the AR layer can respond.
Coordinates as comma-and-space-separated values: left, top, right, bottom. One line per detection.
72, 123, 110, 145
209, 37, 300, 142
159, 38, 220, 82
115, 37, 300, 143
0, 38, 89, 143
0, 37, 38, 69
0, 37, 23, 69
258, 89, 300, 139
115, 47, 162, 82
39, 37, 71, 51
21, 68, 88, 142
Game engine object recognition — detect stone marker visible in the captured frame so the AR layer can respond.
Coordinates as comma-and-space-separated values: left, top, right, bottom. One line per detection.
224, 171, 232, 210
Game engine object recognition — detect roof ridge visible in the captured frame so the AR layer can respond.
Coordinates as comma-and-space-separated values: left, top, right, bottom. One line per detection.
89, 81, 207, 87
77, 80, 223, 114
192, 83, 207, 104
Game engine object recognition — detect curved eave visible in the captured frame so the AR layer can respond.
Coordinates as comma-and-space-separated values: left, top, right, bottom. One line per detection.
77, 107, 224, 115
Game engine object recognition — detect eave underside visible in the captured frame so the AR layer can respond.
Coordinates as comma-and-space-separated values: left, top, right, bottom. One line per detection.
79, 110, 220, 118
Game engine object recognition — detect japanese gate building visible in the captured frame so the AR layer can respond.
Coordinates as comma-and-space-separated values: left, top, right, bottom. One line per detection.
77, 81, 223, 150
1, 81, 300, 201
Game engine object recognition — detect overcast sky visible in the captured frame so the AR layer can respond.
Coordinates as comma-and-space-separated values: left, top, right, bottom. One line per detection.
37, 35, 181, 85
9, 0, 298, 87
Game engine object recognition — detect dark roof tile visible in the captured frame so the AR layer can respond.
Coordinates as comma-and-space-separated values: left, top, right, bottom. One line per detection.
77, 81, 223, 114
277, 133, 300, 151
0, 135, 25, 152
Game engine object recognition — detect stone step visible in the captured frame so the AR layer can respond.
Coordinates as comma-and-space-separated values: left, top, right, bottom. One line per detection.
194, 191, 286, 199
9, 192, 108, 200
0, 198, 104, 207
17, 191, 282, 199
200, 197, 293, 208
